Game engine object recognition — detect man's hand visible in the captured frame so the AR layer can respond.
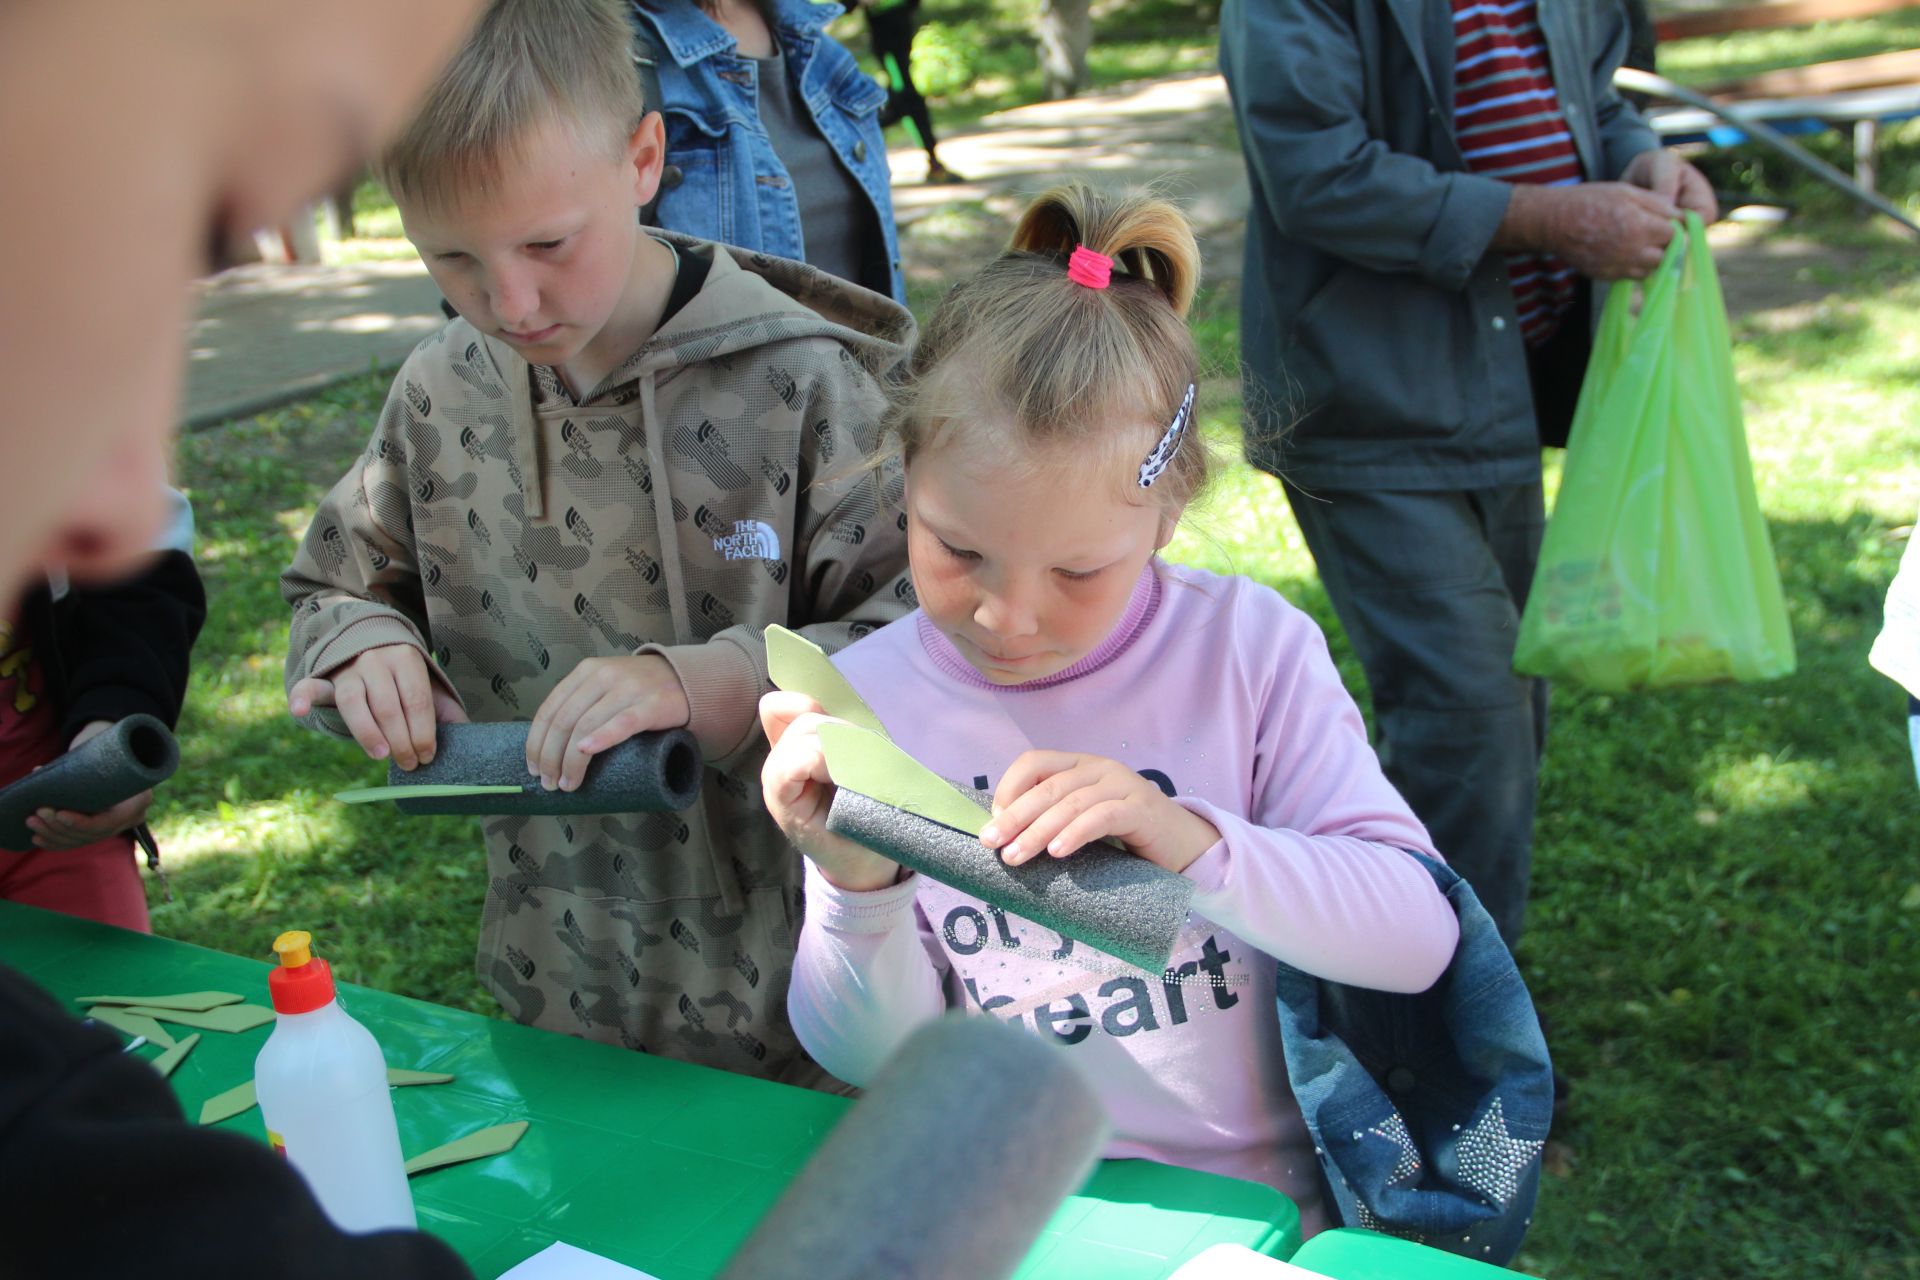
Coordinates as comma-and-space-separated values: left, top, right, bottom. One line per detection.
288, 643, 466, 770
758, 691, 901, 892
524, 655, 689, 792
24, 720, 152, 850
1622, 148, 1719, 223
1497, 182, 1680, 281
981, 750, 1223, 875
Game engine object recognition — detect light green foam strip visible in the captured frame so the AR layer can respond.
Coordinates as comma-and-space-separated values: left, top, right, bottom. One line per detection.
196, 1068, 452, 1125
404, 1120, 529, 1176
80, 991, 243, 1012
89, 1004, 176, 1049
150, 1033, 201, 1079
764, 625, 891, 739
334, 783, 529, 804
386, 1068, 456, 1087
123, 1003, 274, 1033
817, 721, 989, 838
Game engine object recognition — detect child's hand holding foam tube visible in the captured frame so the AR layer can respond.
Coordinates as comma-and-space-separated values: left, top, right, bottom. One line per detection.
289, 644, 468, 771
524, 655, 690, 793
981, 750, 1222, 873
758, 690, 901, 892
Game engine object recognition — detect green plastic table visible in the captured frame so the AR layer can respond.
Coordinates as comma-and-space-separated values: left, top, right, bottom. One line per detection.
1289, 1228, 1538, 1278
0, 902, 1301, 1278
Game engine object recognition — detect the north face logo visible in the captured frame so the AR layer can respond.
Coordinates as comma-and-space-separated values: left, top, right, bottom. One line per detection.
524, 635, 550, 670
691, 505, 729, 539
733, 1029, 768, 1061
568, 992, 594, 1027
372, 437, 407, 465
625, 546, 662, 584
505, 945, 535, 980
513, 546, 539, 582
366, 543, 390, 572
574, 594, 610, 631
767, 367, 801, 410
467, 510, 492, 543
831, 522, 867, 546
761, 459, 792, 495
625, 455, 652, 493
670, 919, 700, 953
318, 525, 347, 570
696, 593, 736, 629
507, 844, 538, 875
617, 953, 640, 986
404, 381, 431, 417
413, 474, 436, 503
894, 579, 917, 603
732, 950, 760, 988
459, 426, 483, 459
764, 559, 789, 586
713, 519, 781, 562
678, 994, 706, 1029
424, 562, 442, 586
490, 674, 519, 709
565, 508, 594, 546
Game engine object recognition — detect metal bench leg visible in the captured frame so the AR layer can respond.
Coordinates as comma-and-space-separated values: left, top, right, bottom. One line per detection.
1854, 117, 1878, 195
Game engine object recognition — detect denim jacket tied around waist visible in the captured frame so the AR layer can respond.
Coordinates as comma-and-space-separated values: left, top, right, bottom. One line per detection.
634, 0, 905, 303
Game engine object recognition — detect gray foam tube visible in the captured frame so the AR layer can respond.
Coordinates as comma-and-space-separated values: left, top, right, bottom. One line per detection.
390, 721, 703, 815
826, 785, 1195, 973
0, 715, 180, 852
720, 1015, 1109, 1280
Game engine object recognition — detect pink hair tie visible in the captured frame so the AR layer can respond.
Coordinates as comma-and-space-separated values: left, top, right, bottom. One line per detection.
1067, 244, 1112, 289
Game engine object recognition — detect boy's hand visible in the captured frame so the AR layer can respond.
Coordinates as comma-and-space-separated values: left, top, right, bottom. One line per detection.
981, 751, 1221, 875
24, 720, 151, 850
759, 690, 900, 892
288, 643, 466, 771
525, 655, 690, 792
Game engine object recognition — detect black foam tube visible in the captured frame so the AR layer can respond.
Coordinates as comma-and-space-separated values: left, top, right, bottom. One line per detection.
0, 715, 180, 852
720, 1015, 1109, 1280
826, 785, 1195, 974
389, 721, 703, 815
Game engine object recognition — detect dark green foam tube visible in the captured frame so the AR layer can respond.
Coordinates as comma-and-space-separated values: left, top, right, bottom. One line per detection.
0, 715, 180, 852
390, 721, 702, 815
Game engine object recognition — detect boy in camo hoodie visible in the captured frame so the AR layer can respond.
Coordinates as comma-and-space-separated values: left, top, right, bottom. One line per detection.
281, 0, 913, 1086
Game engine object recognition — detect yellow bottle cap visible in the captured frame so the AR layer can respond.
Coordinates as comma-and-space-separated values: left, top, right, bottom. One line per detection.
272, 930, 313, 968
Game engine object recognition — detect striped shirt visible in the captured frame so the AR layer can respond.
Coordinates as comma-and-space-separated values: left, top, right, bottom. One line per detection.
1451, 0, 1583, 346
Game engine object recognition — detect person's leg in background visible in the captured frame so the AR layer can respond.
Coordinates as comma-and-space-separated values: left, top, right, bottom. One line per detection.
866, 0, 961, 183
0, 836, 151, 932
1284, 482, 1548, 947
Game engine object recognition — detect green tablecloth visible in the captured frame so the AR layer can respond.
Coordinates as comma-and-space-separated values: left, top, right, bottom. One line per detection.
0, 902, 1301, 1278
1291, 1228, 1535, 1277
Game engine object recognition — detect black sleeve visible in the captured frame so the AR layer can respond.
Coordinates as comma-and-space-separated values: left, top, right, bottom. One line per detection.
48, 550, 207, 744
0, 964, 475, 1280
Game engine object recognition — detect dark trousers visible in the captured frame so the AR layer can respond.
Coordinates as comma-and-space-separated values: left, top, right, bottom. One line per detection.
868, 3, 937, 152
1283, 481, 1549, 946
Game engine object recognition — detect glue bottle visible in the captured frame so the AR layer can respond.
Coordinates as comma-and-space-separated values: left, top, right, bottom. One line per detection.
255, 930, 416, 1232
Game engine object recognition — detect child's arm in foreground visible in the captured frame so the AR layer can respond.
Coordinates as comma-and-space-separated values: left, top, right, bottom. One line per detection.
760, 690, 948, 1084
280, 382, 466, 770
984, 608, 1458, 993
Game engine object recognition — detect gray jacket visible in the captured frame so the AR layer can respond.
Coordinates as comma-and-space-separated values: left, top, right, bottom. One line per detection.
1221, 0, 1657, 490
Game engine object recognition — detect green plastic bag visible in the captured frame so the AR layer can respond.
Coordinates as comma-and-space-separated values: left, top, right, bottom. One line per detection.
1515, 213, 1794, 691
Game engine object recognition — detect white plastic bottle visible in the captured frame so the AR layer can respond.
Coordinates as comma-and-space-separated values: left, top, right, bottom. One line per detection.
255, 930, 416, 1232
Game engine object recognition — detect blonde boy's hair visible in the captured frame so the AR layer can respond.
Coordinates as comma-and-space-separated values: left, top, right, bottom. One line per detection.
891, 183, 1211, 511
375, 0, 644, 211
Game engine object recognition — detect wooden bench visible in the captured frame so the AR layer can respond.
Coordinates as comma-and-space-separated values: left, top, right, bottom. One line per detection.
1640, 0, 1920, 193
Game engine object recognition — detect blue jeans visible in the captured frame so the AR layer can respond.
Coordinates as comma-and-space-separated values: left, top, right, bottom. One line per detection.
1283, 482, 1548, 946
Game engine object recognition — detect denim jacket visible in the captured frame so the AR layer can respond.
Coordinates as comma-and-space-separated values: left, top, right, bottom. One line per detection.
634, 0, 905, 303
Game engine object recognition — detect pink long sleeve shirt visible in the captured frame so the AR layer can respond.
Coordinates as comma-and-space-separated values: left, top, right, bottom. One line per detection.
789, 562, 1460, 1233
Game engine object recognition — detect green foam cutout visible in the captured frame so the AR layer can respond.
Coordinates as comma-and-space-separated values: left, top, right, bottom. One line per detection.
817, 721, 989, 838
80, 991, 243, 1012
386, 1068, 455, 1087
195, 1067, 451, 1125
765, 625, 892, 740
150, 1033, 201, 1079
123, 1002, 274, 1033
89, 1004, 176, 1049
404, 1119, 529, 1176
334, 783, 528, 805
199, 1079, 256, 1125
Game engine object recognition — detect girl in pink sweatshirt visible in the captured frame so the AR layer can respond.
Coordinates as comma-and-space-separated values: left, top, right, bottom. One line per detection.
758, 184, 1460, 1235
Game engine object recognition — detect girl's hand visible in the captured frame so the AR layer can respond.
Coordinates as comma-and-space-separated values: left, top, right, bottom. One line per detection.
982, 750, 1222, 874
25, 721, 151, 850
759, 691, 901, 892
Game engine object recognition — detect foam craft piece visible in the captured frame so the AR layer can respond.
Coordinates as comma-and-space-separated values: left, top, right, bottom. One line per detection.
122, 1002, 274, 1033
88, 1005, 176, 1049
404, 1119, 529, 1176
196, 1069, 454, 1125
719, 1015, 1108, 1280
80, 991, 243, 1012
763, 625, 892, 739
373, 721, 702, 816
149, 1033, 201, 1080
818, 722, 1196, 974
0, 714, 179, 851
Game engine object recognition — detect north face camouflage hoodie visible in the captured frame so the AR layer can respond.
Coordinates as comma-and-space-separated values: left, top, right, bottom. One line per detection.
282, 235, 915, 1086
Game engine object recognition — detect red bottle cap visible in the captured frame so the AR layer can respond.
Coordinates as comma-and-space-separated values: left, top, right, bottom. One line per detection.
268, 930, 336, 1015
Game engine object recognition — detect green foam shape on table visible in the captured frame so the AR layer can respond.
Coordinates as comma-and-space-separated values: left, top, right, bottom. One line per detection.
195, 1068, 451, 1125
123, 1002, 274, 1033
817, 721, 988, 838
198, 1079, 256, 1125
764, 625, 891, 740
89, 1004, 176, 1049
386, 1068, 456, 1086
335, 783, 528, 805
404, 1119, 529, 1176
79, 991, 243, 1012
149, 1033, 201, 1079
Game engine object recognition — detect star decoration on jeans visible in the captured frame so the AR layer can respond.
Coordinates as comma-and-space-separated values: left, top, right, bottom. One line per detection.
1455, 1097, 1544, 1207
1368, 1112, 1422, 1186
